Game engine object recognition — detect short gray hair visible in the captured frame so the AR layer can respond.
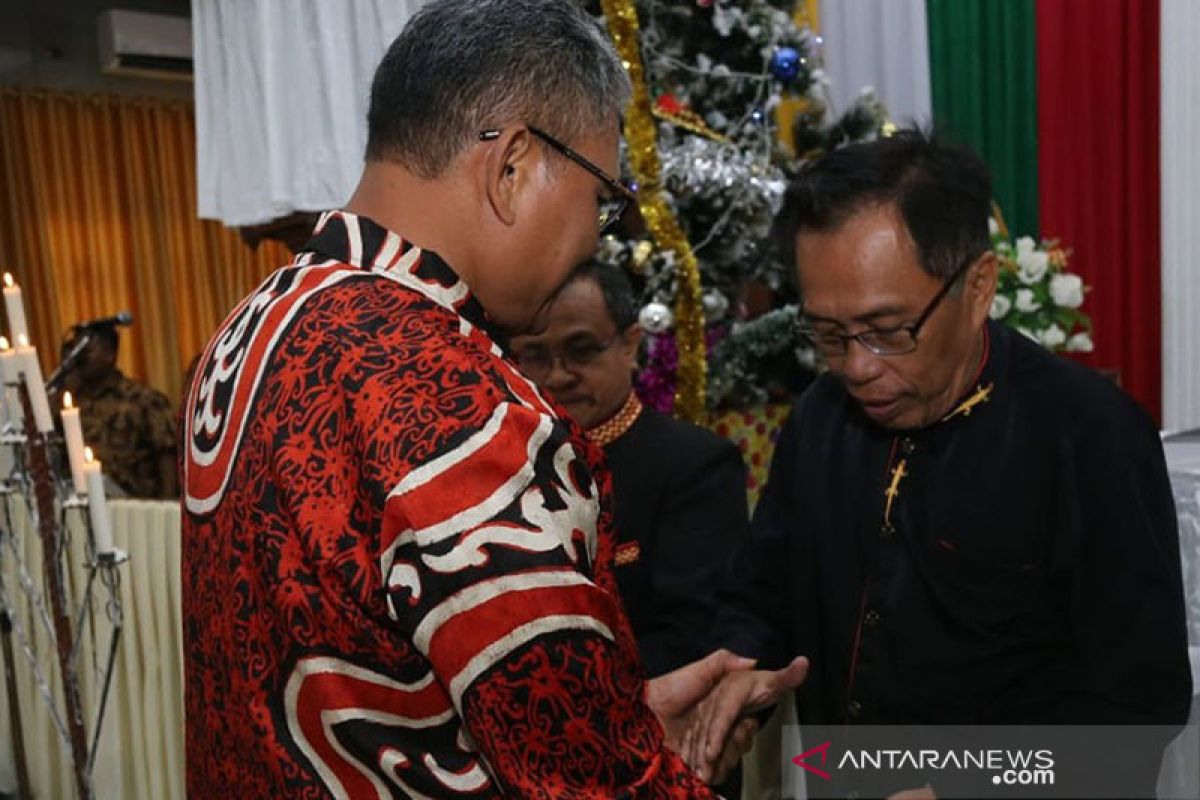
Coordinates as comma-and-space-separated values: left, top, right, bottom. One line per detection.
366, 0, 631, 177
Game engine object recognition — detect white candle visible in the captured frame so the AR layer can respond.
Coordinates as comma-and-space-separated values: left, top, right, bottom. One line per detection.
83, 447, 114, 555
0, 336, 17, 385
0, 337, 16, 431
61, 392, 88, 495
3, 273, 28, 345
14, 335, 52, 434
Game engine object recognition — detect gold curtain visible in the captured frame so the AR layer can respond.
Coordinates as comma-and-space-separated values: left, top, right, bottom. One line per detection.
0, 88, 291, 406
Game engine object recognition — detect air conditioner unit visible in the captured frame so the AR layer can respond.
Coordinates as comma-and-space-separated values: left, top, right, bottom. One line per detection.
97, 9, 192, 81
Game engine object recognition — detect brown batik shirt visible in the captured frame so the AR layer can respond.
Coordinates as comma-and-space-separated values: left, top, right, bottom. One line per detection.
75, 369, 177, 498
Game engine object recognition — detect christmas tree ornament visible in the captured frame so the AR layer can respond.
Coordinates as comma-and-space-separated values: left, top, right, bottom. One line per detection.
597, 0, 887, 414
769, 47, 802, 82
638, 302, 674, 334
631, 240, 654, 272
600, 0, 707, 422
654, 93, 731, 143
702, 290, 730, 321
597, 234, 624, 264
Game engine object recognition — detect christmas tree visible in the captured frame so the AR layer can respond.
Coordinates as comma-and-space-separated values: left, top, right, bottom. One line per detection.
592, 0, 885, 418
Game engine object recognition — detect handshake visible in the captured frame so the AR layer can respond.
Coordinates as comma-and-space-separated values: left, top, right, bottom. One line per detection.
645, 650, 810, 786
647, 652, 939, 799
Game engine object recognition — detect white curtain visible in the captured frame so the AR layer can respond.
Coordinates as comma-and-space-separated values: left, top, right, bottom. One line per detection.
1161, 0, 1200, 432
817, 0, 932, 128
193, 0, 428, 226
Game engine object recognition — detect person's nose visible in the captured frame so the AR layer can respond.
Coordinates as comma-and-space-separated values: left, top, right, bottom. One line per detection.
542, 353, 580, 391
837, 339, 886, 386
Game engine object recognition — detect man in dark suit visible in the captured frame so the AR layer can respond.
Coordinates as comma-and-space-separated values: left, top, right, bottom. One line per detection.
512, 261, 750, 678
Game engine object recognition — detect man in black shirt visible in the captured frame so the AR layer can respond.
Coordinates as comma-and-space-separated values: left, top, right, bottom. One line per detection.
692, 131, 1190, 796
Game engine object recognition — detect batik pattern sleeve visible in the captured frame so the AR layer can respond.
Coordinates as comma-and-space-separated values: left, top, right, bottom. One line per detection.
377, 394, 713, 798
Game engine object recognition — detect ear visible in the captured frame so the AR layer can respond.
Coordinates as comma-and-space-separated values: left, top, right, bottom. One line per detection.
966, 250, 998, 328
483, 128, 539, 227
620, 324, 643, 371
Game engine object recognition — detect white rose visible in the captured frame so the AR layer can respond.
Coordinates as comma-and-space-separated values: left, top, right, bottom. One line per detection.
1040, 323, 1067, 349
1067, 332, 1094, 352
990, 294, 1012, 319
1017, 250, 1049, 285
1017, 327, 1039, 342
1015, 288, 1041, 313
988, 217, 1000, 236
1015, 236, 1036, 257
1049, 273, 1084, 308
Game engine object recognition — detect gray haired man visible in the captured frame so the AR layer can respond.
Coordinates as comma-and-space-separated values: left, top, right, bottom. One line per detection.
181, 1, 801, 796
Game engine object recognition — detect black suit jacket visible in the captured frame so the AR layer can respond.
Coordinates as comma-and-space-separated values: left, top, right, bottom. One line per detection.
605, 406, 749, 678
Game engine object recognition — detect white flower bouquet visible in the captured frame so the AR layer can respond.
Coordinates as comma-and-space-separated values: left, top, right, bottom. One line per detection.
988, 217, 1093, 353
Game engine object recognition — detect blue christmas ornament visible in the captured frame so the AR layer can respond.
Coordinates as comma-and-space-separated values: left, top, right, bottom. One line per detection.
770, 47, 802, 82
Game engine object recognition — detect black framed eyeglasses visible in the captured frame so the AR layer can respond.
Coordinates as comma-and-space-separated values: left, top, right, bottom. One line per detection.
513, 334, 621, 379
797, 254, 979, 357
478, 126, 636, 232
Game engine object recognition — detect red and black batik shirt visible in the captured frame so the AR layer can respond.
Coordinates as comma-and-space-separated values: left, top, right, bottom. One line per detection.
181, 211, 712, 798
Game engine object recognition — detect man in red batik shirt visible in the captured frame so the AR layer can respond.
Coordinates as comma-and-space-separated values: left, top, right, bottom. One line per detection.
181, 1, 803, 797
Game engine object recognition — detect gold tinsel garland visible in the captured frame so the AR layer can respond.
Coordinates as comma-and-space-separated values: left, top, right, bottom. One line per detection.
601, 0, 707, 423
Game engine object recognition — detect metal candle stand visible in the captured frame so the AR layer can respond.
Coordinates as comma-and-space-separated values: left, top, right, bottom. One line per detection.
0, 380, 128, 800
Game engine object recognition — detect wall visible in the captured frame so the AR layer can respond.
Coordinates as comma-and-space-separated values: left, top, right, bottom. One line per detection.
0, 0, 192, 100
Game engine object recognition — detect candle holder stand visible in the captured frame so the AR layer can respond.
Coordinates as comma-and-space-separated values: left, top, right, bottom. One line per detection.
0, 381, 129, 800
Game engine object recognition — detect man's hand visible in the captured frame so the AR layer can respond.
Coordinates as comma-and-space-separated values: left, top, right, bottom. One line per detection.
686, 655, 810, 782
683, 715, 759, 786
646, 649, 755, 750
646, 649, 761, 786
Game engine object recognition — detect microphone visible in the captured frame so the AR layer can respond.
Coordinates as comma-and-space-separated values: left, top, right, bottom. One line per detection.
46, 312, 133, 392
74, 311, 133, 330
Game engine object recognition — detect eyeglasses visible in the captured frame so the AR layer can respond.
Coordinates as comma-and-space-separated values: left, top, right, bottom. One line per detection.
478, 126, 636, 232
797, 255, 978, 357
513, 334, 621, 378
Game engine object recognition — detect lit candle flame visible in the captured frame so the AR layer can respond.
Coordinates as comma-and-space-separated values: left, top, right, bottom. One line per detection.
63, 391, 74, 409
15, 334, 28, 348
0, 336, 8, 351
3, 273, 12, 289
84, 446, 95, 463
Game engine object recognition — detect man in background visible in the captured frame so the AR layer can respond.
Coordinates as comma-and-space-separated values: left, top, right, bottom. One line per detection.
58, 323, 176, 498
512, 261, 749, 678
511, 261, 751, 789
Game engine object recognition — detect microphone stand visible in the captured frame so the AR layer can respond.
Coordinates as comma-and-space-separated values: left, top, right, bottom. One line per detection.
45, 330, 94, 396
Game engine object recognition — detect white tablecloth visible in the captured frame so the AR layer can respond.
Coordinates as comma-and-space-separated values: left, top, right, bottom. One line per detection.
1163, 437, 1200, 799
0, 499, 183, 800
